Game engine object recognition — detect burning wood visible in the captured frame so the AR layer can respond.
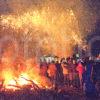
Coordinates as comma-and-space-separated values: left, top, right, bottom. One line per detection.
20, 76, 40, 90
0, 0, 84, 93
0, 54, 53, 92
0, 74, 50, 92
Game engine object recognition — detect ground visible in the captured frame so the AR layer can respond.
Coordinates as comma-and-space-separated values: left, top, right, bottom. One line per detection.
0, 86, 100, 100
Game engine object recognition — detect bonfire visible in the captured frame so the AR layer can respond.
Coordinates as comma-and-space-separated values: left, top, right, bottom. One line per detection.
0, 57, 52, 92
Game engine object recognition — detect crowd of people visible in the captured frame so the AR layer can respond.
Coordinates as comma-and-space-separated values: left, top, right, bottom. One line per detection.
40, 55, 100, 97
0, 53, 100, 98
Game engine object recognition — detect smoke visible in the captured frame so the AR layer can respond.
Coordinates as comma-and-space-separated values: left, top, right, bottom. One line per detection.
0, 0, 97, 58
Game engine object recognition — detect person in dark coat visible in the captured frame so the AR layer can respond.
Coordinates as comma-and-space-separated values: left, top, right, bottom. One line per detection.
55, 61, 64, 88
84, 57, 94, 81
92, 61, 100, 85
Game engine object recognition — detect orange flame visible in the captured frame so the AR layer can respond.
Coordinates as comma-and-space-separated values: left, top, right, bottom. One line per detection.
0, 2, 83, 91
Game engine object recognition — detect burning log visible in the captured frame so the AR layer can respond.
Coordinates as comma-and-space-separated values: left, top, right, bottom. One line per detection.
0, 76, 41, 92
20, 76, 40, 91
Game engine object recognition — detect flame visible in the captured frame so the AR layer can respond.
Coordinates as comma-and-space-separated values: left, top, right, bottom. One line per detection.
4, 79, 17, 91
0, 1, 83, 91
3, 70, 14, 86
18, 73, 29, 86
0, 60, 51, 91
2, 71, 51, 91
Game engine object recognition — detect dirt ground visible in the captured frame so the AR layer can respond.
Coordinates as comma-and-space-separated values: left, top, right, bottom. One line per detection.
0, 86, 100, 100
